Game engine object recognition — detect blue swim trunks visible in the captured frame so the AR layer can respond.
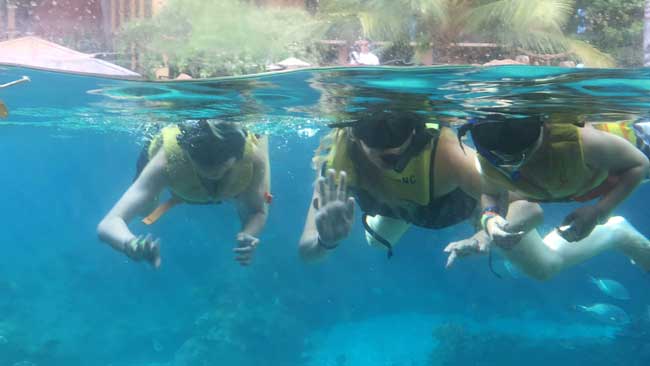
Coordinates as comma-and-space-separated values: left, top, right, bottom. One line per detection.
633, 121, 650, 161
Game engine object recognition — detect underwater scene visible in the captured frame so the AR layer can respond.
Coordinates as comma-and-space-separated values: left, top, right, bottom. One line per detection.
1, 64, 650, 366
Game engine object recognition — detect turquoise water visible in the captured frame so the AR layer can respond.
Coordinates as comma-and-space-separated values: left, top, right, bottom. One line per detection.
0, 64, 649, 365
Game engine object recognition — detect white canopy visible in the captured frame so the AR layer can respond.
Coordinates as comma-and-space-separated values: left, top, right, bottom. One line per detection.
0, 36, 140, 78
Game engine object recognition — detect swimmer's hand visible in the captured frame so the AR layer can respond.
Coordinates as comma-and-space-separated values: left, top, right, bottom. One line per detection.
444, 230, 490, 268
313, 169, 355, 248
485, 215, 525, 249
124, 234, 161, 269
558, 205, 602, 242
234, 232, 259, 266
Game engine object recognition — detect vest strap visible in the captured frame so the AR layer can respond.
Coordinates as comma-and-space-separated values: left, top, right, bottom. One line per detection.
142, 196, 183, 225
362, 213, 393, 259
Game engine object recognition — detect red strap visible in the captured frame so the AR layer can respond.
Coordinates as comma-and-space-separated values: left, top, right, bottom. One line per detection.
142, 196, 183, 225
573, 176, 619, 202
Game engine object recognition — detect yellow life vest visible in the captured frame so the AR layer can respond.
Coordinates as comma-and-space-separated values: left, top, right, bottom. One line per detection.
148, 125, 257, 204
322, 125, 476, 229
325, 128, 433, 206
479, 124, 608, 202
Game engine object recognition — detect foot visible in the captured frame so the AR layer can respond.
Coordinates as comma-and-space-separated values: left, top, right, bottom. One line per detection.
607, 216, 650, 272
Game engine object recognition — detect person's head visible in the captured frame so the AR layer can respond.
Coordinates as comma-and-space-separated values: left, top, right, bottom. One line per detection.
333, 108, 429, 171
177, 119, 246, 180
460, 114, 544, 176
355, 39, 371, 53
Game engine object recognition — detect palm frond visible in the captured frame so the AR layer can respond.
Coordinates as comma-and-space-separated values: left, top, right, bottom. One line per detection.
466, 0, 574, 52
567, 39, 616, 68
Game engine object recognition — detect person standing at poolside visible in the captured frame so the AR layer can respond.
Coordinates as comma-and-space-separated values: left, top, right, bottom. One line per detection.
349, 39, 380, 66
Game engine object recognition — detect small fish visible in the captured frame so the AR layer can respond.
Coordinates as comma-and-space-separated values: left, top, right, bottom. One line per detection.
502, 260, 520, 279
493, 258, 520, 279
152, 339, 163, 352
576, 303, 630, 326
590, 277, 630, 300
0, 100, 7, 118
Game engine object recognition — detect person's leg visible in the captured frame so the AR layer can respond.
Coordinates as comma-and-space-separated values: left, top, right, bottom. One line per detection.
500, 201, 650, 280
364, 215, 411, 250
611, 217, 650, 271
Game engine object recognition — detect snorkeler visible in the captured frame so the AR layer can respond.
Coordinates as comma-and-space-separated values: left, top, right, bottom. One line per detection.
97, 119, 271, 268
459, 115, 648, 244
297, 108, 650, 281
0, 75, 30, 118
298, 107, 487, 261
441, 115, 650, 279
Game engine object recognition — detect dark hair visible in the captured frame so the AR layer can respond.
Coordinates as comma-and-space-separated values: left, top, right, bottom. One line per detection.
351, 109, 427, 149
177, 119, 246, 168
470, 115, 543, 154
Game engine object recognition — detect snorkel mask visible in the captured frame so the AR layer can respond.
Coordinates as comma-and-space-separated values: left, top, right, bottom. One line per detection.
328, 113, 431, 173
177, 119, 246, 169
457, 115, 543, 180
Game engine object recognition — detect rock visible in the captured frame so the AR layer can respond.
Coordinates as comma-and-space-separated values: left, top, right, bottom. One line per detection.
173, 338, 211, 366
175, 73, 193, 80
515, 55, 530, 64
558, 60, 577, 67
483, 58, 525, 66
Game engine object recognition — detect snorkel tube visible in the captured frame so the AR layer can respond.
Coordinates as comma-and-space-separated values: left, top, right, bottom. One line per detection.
0, 76, 30, 118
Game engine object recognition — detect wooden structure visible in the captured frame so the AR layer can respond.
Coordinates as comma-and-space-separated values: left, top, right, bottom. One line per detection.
104, 0, 167, 34
0, 0, 166, 41
255, 0, 306, 7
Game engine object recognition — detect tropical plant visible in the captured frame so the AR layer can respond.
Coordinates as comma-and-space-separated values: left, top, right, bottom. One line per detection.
116, 0, 323, 78
570, 0, 646, 67
316, 0, 615, 66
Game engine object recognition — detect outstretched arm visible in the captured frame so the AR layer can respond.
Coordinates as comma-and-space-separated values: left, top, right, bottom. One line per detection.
558, 127, 649, 242
236, 137, 270, 238
233, 137, 270, 266
298, 169, 355, 262
582, 127, 649, 218
97, 150, 167, 266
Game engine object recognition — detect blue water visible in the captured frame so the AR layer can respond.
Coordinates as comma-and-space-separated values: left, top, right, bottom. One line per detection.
1, 65, 649, 366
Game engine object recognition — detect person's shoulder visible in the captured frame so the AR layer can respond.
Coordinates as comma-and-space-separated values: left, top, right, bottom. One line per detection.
580, 124, 637, 158
136, 149, 169, 187
579, 124, 616, 145
251, 135, 269, 159
249, 143, 268, 173
437, 127, 474, 163
438, 126, 457, 142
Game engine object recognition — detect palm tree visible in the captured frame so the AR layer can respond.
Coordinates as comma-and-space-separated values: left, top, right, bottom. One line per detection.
317, 0, 614, 66
643, 0, 650, 66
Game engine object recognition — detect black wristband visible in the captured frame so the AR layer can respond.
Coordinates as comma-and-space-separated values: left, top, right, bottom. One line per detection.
317, 236, 338, 250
